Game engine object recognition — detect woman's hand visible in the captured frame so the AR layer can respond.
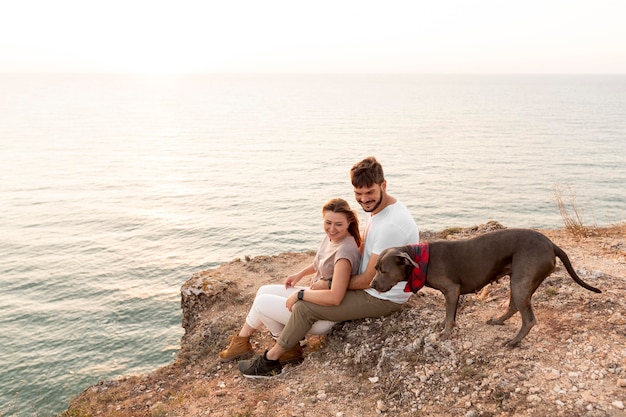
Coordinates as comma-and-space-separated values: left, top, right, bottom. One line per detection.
286, 292, 299, 312
284, 274, 300, 289
285, 263, 315, 289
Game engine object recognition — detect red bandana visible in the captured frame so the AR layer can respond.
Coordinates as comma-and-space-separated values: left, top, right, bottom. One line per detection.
404, 242, 430, 293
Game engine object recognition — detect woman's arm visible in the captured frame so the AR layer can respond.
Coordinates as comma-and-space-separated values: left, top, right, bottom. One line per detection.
286, 258, 352, 310
285, 263, 316, 288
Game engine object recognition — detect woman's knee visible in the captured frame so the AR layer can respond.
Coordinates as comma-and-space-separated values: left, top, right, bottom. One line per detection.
256, 284, 282, 296
251, 293, 276, 313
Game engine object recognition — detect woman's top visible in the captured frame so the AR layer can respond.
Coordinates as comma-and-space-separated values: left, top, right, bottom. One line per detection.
311, 235, 361, 282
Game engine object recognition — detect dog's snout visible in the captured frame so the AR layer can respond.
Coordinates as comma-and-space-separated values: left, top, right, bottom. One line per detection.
369, 275, 392, 293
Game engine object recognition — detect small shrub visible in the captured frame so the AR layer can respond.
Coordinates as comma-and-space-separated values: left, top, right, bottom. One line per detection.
552, 183, 595, 238
545, 286, 559, 297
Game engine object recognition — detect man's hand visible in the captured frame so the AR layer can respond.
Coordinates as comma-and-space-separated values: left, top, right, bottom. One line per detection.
310, 279, 330, 290
348, 253, 379, 290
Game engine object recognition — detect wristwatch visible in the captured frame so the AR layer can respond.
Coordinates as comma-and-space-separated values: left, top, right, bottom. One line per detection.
297, 289, 304, 301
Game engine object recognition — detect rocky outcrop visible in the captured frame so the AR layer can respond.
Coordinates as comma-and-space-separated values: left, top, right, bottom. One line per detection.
64, 224, 626, 417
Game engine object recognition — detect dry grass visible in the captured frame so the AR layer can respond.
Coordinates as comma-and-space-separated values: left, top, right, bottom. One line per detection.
552, 183, 596, 238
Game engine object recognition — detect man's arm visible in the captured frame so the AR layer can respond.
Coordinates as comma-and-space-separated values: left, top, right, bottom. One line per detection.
348, 253, 380, 290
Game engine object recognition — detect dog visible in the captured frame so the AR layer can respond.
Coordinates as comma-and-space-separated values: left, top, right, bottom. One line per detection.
370, 228, 602, 347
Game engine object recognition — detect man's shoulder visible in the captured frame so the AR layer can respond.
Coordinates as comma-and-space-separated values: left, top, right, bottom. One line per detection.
380, 201, 414, 222
369, 203, 418, 242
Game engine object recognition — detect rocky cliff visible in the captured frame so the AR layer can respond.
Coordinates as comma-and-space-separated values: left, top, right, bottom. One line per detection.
65, 223, 626, 417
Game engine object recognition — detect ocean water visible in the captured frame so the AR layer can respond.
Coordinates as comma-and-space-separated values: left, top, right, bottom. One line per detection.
0, 74, 625, 415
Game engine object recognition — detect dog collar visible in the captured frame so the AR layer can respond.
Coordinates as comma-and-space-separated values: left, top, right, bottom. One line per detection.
404, 242, 429, 293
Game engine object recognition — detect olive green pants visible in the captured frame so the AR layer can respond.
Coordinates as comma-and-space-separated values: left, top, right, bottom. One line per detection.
276, 290, 403, 349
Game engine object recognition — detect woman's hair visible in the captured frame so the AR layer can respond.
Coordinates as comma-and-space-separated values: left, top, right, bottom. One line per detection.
350, 156, 385, 188
322, 198, 362, 248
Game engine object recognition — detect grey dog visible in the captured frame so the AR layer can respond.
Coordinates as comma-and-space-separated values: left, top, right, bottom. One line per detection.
370, 229, 602, 347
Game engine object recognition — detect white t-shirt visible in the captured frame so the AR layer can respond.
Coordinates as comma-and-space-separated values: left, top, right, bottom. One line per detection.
361, 200, 419, 304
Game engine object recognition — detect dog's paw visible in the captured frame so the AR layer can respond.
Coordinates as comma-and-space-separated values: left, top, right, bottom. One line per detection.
438, 328, 452, 340
502, 339, 521, 348
486, 318, 505, 326
434, 320, 446, 331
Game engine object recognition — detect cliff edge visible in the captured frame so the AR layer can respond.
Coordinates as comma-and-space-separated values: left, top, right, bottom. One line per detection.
65, 223, 626, 417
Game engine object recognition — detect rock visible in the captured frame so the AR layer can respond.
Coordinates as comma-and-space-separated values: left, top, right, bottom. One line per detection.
545, 368, 561, 380
607, 312, 626, 324
61, 224, 626, 417
527, 394, 542, 403
376, 400, 388, 412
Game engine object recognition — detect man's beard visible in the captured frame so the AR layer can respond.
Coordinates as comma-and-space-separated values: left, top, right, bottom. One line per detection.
361, 190, 383, 213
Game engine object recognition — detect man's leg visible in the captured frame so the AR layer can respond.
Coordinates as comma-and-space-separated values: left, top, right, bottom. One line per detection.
276, 290, 402, 350
240, 291, 402, 377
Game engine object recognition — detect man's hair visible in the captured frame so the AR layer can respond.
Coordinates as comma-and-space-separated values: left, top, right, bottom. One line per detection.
350, 157, 385, 188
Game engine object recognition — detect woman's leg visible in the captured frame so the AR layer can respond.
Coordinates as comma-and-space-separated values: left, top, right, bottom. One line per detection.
244, 284, 297, 332
309, 320, 337, 335
247, 285, 311, 337
221, 285, 293, 361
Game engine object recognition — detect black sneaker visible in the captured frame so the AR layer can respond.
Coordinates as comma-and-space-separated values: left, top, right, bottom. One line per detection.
238, 351, 282, 379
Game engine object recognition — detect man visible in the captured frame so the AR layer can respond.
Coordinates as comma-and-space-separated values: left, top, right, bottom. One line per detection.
238, 156, 419, 378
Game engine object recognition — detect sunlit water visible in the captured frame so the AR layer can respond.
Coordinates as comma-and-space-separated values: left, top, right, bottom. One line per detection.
0, 74, 624, 415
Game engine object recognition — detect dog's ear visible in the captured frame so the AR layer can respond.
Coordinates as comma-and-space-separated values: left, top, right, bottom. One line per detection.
397, 252, 419, 269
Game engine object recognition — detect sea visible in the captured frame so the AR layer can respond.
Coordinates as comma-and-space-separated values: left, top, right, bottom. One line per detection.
0, 74, 625, 416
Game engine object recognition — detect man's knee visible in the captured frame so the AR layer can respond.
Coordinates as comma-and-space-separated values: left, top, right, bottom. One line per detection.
292, 301, 317, 323
292, 300, 307, 315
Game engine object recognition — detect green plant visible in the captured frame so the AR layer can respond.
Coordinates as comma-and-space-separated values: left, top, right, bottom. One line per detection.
545, 286, 559, 297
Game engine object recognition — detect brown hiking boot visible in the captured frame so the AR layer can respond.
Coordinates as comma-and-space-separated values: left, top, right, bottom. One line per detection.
279, 343, 304, 365
219, 335, 253, 362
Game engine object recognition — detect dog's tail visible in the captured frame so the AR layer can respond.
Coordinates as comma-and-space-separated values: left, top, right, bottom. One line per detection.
554, 245, 602, 293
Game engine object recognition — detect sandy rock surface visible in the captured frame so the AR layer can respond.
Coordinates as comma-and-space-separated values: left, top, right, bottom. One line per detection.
65, 223, 626, 417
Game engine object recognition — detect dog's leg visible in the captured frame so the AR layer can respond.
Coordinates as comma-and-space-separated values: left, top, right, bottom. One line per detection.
502, 277, 540, 348
487, 292, 518, 326
439, 284, 461, 339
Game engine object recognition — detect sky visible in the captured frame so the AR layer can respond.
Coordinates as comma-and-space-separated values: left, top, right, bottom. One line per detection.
0, 0, 625, 74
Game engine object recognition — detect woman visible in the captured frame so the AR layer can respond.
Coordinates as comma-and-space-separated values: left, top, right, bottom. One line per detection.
219, 198, 362, 364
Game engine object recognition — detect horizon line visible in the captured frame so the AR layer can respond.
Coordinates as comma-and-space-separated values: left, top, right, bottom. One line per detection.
1, 71, 625, 76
